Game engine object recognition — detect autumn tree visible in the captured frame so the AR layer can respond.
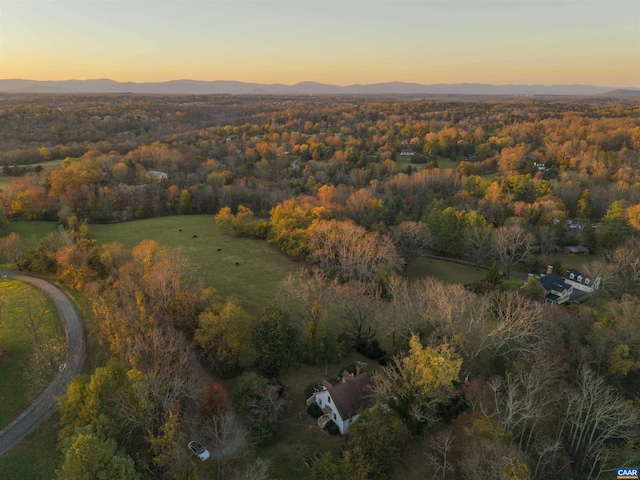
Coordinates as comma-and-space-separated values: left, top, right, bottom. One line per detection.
251, 304, 301, 377
56, 425, 139, 480
268, 197, 333, 259
373, 336, 462, 436
194, 296, 252, 377
339, 404, 405, 480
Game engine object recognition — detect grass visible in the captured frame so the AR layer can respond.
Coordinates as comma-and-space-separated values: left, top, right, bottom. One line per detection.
3, 221, 58, 240
90, 215, 301, 317
542, 252, 594, 272
406, 257, 488, 284
0, 278, 63, 429
0, 159, 64, 194
395, 157, 459, 172
0, 413, 60, 480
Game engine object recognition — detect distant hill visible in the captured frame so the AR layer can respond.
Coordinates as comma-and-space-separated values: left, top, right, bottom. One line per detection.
599, 89, 640, 97
1, 79, 638, 96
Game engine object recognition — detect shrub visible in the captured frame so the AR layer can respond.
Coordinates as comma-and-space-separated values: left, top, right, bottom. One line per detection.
248, 421, 278, 446
202, 382, 228, 416
304, 383, 318, 400
324, 420, 340, 436
307, 402, 323, 419
356, 339, 386, 359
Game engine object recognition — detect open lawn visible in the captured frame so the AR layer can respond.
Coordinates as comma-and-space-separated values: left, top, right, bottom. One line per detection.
396, 157, 459, 172
406, 257, 488, 284
90, 215, 301, 317
3, 221, 58, 240
0, 278, 63, 429
542, 251, 595, 272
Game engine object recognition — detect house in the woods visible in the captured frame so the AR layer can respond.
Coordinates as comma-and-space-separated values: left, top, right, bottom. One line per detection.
563, 246, 590, 255
146, 170, 168, 181
539, 266, 573, 304
307, 369, 373, 435
564, 268, 601, 293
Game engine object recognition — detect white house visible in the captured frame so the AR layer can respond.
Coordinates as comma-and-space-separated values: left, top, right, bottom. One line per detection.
307, 370, 372, 435
146, 170, 168, 181
564, 268, 601, 293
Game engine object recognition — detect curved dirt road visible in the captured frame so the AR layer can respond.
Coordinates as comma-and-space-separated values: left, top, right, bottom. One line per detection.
0, 271, 85, 456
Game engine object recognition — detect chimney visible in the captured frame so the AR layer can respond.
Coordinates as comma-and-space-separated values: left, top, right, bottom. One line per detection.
355, 365, 361, 376
528, 273, 535, 282
546, 265, 553, 275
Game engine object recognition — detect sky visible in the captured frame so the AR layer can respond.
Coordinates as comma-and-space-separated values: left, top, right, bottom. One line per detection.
1, 0, 638, 87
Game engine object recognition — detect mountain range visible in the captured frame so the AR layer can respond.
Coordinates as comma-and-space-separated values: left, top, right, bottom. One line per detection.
1, 79, 639, 96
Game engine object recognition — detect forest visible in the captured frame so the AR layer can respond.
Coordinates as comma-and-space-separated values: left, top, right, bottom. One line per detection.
0, 93, 639, 480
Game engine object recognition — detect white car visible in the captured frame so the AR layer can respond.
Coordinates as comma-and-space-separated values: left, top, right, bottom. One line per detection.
188, 441, 210, 461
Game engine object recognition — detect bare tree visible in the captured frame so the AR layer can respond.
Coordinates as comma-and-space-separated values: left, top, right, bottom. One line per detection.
331, 279, 383, 346
424, 429, 456, 480
478, 290, 546, 359
308, 219, 404, 283
558, 366, 639, 478
492, 224, 536, 278
463, 225, 495, 269
389, 221, 433, 266
279, 268, 330, 336
18, 296, 50, 349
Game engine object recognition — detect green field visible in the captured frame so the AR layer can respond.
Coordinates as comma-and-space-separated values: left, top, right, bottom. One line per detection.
90, 215, 301, 316
0, 159, 65, 194
395, 157, 459, 172
406, 257, 489, 284
0, 278, 63, 429
3, 221, 58, 239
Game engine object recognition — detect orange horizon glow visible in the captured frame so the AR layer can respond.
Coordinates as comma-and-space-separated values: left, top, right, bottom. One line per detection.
1, 0, 638, 89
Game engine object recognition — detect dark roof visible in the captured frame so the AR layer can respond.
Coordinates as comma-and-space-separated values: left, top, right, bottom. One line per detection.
546, 293, 560, 302
325, 373, 373, 421
565, 246, 590, 254
566, 269, 591, 284
540, 272, 570, 293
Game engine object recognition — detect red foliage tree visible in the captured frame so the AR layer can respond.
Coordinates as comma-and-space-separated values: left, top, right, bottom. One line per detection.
202, 382, 228, 416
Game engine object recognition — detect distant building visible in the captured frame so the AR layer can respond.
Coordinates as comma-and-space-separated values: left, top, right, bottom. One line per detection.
146, 170, 168, 181
534, 161, 546, 172
563, 246, 590, 255
399, 150, 415, 157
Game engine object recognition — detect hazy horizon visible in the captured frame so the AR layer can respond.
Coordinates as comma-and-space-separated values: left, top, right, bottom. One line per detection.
1, 0, 638, 88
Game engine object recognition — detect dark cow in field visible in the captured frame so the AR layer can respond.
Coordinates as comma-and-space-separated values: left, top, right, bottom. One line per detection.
235, 262, 240, 266
217, 248, 222, 252
193, 235, 197, 238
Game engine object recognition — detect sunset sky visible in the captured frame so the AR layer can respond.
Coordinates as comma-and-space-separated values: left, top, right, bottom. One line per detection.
1, 0, 638, 87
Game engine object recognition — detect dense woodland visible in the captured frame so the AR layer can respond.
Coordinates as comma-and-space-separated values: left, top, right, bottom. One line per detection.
1, 94, 639, 480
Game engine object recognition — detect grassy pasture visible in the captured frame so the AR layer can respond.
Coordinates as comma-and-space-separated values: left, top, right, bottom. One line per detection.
3, 221, 58, 240
0, 278, 63, 429
0, 159, 65, 194
90, 215, 301, 316
406, 257, 488, 284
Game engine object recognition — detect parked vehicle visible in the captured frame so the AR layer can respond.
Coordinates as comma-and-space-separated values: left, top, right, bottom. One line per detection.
188, 441, 210, 461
